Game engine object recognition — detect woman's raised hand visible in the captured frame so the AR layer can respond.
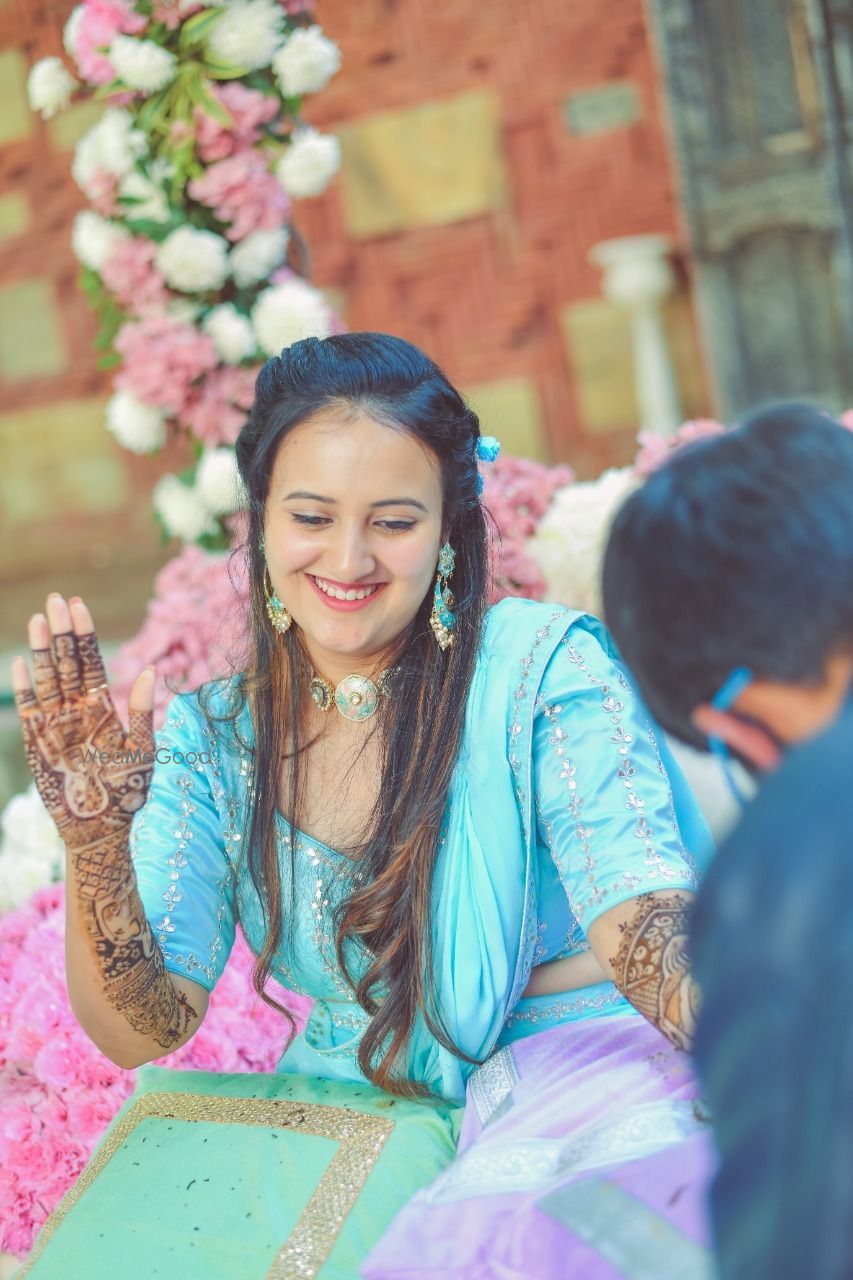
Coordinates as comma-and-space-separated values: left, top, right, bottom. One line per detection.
11, 595, 156, 857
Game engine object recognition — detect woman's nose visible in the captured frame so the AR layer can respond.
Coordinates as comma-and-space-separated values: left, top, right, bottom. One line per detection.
326, 525, 375, 582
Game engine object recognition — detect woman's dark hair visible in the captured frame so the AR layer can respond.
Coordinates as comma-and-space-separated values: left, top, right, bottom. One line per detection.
223, 333, 488, 1095
602, 402, 853, 750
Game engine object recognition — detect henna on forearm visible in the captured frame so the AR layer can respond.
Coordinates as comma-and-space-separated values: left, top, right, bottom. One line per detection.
18, 625, 197, 1053
609, 892, 700, 1051
74, 833, 198, 1051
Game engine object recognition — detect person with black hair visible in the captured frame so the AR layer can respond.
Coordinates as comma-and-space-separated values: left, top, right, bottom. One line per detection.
602, 402, 853, 1280
15, 334, 712, 1277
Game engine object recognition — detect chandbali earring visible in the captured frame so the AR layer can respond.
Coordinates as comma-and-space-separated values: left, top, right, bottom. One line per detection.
264, 565, 292, 634
430, 542, 456, 650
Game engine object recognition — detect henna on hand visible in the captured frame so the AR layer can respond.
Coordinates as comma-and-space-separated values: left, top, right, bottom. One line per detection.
16, 611, 198, 1052
610, 892, 700, 1051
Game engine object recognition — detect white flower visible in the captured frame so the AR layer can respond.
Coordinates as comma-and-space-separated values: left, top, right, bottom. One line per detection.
106, 389, 167, 454
527, 467, 640, 616
109, 35, 178, 93
0, 785, 64, 911
27, 57, 77, 120
272, 25, 341, 96
63, 5, 85, 62
196, 448, 245, 516
202, 304, 257, 363
72, 108, 147, 196
206, 0, 284, 72
155, 226, 229, 293
71, 210, 128, 272
229, 227, 288, 288
118, 159, 173, 224
276, 128, 341, 198
251, 279, 332, 356
154, 474, 219, 542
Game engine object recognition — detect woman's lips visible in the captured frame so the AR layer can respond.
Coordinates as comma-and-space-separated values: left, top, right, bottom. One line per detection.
308, 574, 387, 612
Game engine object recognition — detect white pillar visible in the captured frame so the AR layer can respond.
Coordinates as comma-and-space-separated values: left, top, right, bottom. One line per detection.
589, 234, 682, 437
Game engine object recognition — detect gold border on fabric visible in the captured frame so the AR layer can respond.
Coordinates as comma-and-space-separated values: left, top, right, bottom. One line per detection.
19, 1091, 394, 1279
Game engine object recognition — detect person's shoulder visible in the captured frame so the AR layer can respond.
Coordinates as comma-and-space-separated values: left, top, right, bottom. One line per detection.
695, 701, 853, 962
164, 674, 248, 740
481, 597, 579, 658
728, 701, 853, 853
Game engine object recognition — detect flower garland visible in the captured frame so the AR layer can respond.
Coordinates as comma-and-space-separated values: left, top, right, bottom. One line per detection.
27, 0, 343, 550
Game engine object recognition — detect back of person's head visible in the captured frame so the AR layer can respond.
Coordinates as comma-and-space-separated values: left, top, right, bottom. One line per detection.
602, 403, 853, 749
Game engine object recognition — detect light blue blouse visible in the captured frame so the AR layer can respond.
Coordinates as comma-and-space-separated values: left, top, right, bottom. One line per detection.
131, 599, 711, 1101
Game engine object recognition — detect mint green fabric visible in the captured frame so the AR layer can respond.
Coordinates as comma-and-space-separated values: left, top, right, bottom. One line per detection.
23, 1066, 461, 1280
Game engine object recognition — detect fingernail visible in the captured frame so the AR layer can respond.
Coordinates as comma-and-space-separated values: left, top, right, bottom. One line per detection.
69, 596, 83, 605
48, 592, 62, 600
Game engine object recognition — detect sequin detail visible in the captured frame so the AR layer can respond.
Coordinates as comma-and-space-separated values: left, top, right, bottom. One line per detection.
532, 637, 695, 927
469, 1047, 520, 1126
504, 988, 625, 1028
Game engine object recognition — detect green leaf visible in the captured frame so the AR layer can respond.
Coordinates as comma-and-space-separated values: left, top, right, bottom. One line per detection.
196, 526, 230, 553
97, 351, 122, 370
94, 79, 127, 100
193, 80, 233, 126
179, 8, 226, 50
204, 55, 252, 80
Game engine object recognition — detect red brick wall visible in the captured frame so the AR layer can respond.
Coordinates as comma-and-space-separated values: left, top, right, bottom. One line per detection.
302, 0, 702, 474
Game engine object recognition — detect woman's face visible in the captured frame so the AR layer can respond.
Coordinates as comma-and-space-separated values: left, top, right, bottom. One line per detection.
263, 410, 445, 672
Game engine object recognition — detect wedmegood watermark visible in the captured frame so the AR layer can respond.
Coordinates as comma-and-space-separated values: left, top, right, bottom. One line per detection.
71, 747, 214, 767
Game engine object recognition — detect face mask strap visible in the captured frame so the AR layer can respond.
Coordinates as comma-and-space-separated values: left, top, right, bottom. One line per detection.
706, 667, 754, 806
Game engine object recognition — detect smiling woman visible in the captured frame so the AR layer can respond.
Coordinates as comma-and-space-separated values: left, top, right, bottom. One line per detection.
15, 333, 714, 1278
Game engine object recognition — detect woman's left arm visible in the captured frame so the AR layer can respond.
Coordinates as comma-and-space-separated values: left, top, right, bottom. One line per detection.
587, 888, 700, 1050
528, 619, 710, 1049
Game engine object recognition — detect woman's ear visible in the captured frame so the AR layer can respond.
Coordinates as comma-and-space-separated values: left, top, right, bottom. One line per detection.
692, 705, 782, 772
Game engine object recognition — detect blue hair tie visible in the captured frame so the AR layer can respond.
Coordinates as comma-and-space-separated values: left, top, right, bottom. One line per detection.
476, 436, 501, 463
475, 436, 501, 494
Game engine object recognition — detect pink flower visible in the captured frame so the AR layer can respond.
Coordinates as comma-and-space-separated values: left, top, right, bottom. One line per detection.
110, 545, 252, 722
188, 151, 290, 242
87, 170, 121, 216
100, 235, 169, 315
152, 0, 204, 27
0, 880, 310, 1257
180, 364, 259, 446
194, 83, 280, 164
481, 455, 574, 602
115, 313, 219, 415
840, 409, 853, 431
634, 418, 727, 477
74, 0, 147, 86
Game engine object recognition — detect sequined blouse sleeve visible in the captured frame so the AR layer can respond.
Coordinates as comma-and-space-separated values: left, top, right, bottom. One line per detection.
130, 693, 236, 992
532, 618, 702, 932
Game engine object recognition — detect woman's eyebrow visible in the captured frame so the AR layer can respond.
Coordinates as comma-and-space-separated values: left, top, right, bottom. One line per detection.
283, 490, 335, 502
371, 498, 428, 512
282, 492, 428, 513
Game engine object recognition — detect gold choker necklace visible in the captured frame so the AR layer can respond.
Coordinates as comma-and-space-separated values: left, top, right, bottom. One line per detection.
308, 668, 396, 722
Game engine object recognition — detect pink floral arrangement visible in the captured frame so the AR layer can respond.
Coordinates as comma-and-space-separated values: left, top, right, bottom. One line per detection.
482, 455, 574, 600
109, 544, 250, 722
0, 883, 311, 1259
27, 0, 343, 550
633, 418, 728, 477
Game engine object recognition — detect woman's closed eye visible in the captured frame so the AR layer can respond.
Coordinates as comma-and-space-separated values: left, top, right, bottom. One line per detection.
290, 513, 331, 527
375, 519, 416, 533
289, 513, 416, 533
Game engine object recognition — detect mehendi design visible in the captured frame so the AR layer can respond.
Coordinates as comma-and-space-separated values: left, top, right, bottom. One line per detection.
610, 892, 699, 1051
16, 631, 198, 1052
